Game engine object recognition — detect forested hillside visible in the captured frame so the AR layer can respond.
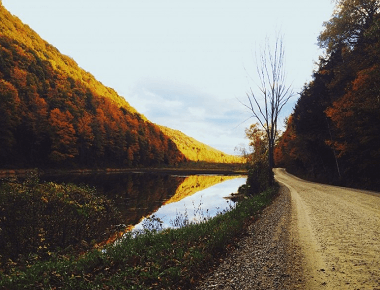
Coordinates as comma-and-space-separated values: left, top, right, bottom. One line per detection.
275, 0, 380, 190
0, 4, 239, 169
0, 4, 189, 168
159, 126, 243, 164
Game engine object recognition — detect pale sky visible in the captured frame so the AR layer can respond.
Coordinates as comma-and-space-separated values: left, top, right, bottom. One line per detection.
2, 0, 334, 155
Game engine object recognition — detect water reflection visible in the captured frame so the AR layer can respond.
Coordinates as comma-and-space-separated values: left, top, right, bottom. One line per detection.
134, 177, 247, 230
164, 175, 238, 205
42, 173, 184, 226
42, 173, 246, 230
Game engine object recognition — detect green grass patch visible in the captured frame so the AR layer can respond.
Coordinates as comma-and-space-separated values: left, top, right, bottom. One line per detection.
0, 184, 278, 290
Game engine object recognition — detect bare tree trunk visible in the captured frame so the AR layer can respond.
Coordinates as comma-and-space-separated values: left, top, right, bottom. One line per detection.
242, 34, 294, 184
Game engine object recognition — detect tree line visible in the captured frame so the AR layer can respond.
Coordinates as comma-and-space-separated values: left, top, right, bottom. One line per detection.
275, 0, 380, 190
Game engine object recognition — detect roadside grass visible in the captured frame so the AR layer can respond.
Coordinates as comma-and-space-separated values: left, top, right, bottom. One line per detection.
0, 185, 278, 290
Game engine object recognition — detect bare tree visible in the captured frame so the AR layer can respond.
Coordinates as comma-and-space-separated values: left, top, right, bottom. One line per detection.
242, 35, 294, 179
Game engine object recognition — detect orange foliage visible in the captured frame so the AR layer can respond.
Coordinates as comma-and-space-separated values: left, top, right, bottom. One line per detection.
0, 80, 21, 158
325, 65, 380, 159
10, 67, 27, 88
77, 111, 94, 150
274, 116, 298, 167
0, 5, 190, 168
48, 108, 78, 162
159, 126, 243, 164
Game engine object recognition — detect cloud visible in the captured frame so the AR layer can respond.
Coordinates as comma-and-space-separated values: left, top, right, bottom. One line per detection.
128, 78, 250, 154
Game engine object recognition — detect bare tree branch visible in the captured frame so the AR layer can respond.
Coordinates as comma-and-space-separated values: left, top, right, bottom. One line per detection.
243, 34, 295, 173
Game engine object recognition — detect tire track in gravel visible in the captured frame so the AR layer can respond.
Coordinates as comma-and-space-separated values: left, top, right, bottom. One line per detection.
275, 168, 380, 290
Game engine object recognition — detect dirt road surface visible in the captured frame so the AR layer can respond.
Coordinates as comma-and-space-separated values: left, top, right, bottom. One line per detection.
275, 168, 380, 289
196, 169, 380, 289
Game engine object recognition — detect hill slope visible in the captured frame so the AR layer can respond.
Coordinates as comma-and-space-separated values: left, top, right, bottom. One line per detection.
159, 126, 243, 164
0, 4, 238, 169
275, 0, 380, 190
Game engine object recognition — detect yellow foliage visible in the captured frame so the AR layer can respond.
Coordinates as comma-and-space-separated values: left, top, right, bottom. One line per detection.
159, 126, 244, 164
0, 5, 142, 118
164, 175, 238, 205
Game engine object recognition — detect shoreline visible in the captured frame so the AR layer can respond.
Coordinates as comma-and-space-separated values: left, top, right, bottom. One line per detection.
0, 167, 248, 178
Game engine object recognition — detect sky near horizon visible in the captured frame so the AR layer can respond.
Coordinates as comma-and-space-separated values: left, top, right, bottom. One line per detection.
2, 0, 335, 155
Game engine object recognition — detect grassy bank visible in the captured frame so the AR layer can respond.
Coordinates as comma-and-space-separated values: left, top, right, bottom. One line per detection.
0, 184, 278, 290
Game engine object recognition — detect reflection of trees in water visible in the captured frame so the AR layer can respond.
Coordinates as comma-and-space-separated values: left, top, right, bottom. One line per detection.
42, 173, 239, 229
108, 174, 185, 226
42, 173, 185, 226
165, 175, 238, 205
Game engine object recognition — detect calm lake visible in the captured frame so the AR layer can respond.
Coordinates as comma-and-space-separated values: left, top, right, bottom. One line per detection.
42, 172, 247, 230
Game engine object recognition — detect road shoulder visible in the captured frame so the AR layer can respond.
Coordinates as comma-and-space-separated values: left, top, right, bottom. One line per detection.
195, 184, 305, 289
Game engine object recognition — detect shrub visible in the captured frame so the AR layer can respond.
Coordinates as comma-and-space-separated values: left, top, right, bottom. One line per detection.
240, 158, 273, 196
0, 172, 121, 269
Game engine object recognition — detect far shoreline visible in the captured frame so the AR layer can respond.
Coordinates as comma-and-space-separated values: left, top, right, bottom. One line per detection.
0, 166, 248, 178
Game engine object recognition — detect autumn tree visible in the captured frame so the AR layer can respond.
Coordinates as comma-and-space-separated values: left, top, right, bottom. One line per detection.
242, 123, 274, 194
274, 116, 297, 168
76, 111, 94, 165
20, 92, 49, 165
245, 123, 268, 164
243, 35, 294, 181
325, 65, 380, 187
48, 108, 78, 164
319, 0, 380, 53
275, 1, 380, 189
0, 80, 20, 163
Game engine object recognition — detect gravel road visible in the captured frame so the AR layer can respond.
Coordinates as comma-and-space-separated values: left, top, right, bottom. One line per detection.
275, 168, 380, 289
196, 169, 380, 289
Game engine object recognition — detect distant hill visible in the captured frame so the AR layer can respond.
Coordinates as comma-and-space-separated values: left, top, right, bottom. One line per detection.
0, 4, 239, 169
159, 126, 243, 164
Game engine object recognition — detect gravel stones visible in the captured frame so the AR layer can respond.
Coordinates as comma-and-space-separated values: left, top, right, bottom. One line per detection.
195, 186, 304, 290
